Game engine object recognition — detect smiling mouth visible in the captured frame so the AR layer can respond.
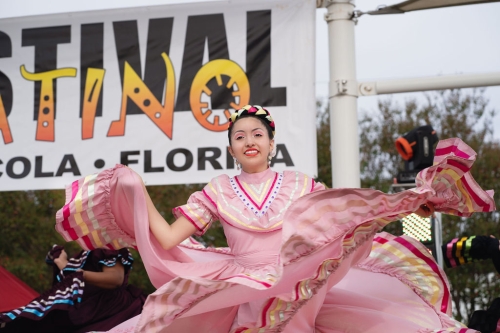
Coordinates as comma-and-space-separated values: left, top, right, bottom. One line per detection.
244, 150, 259, 156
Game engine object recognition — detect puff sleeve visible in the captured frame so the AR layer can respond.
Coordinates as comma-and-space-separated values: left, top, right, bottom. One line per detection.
172, 183, 219, 236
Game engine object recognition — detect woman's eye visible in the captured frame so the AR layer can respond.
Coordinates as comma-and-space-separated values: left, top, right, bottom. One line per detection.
255, 133, 262, 137
235, 135, 244, 140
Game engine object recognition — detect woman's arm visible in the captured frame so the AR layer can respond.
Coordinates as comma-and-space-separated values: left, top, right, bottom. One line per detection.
54, 249, 126, 289
142, 184, 198, 250
80, 262, 125, 289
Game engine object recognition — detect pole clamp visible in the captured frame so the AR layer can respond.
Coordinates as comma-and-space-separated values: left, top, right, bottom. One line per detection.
331, 79, 359, 97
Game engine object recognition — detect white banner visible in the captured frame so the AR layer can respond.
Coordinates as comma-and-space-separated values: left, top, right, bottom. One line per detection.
0, 0, 317, 191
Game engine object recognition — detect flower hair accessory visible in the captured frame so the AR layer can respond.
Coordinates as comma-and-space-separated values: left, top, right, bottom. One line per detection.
228, 105, 275, 137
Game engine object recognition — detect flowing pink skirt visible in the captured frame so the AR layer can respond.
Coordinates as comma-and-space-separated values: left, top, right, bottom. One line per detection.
56, 138, 495, 333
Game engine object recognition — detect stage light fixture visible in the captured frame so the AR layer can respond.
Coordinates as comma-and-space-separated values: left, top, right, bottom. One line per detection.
394, 125, 439, 183
402, 213, 432, 243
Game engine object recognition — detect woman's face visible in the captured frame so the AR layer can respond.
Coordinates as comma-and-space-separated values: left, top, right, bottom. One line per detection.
228, 117, 274, 174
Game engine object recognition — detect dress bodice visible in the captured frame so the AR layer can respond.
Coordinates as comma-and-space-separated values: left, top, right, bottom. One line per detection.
173, 169, 325, 259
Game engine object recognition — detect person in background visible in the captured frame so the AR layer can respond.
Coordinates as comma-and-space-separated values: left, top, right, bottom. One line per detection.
442, 235, 500, 333
468, 298, 500, 333
0, 245, 146, 333
442, 235, 500, 273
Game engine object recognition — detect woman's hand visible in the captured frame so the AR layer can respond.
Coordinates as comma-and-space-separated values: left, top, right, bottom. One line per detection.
54, 249, 69, 270
414, 202, 435, 218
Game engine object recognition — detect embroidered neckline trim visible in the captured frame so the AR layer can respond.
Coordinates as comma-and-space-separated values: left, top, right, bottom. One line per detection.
230, 172, 284, 218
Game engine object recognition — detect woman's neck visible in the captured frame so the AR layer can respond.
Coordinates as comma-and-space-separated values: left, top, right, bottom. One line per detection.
238, 167, 274, 184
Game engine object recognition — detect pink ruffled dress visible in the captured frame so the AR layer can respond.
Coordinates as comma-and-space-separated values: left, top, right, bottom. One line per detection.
55, 138, 495, 333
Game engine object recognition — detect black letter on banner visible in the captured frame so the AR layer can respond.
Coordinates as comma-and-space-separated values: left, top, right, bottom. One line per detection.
0, 32, 13, 117
175, 14, 229, 111
6, 157, 31, 179
0, 159, 3, 177
0, 32, 14, 144
35, 156, 54, 177
55, 154, 81, 176
270, 144, 294, 167
198, 147, 222, 171
80, 23, 104, 117
121, 151, 140, 166
113, 18, 174, 115
22, 26, 71, 119
145, 150, 164, 173
0, 32, 11, 58
247, 11, 286, 106
226, 147, 235, 169
166, 148, 193, 171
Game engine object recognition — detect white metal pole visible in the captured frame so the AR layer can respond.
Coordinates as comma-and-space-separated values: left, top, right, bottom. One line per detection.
325, 0, 360, 188
434, 212, 444, 268
359, 72, 500, 96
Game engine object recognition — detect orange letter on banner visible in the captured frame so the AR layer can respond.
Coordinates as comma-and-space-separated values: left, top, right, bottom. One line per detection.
0, 95, 13, 144
190, 59, 250, 132
20, 65, 77, 142
107, 52, 175, 139
81, 68, 105, 140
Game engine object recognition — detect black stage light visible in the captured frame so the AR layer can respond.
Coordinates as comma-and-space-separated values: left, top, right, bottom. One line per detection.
394, 125, 438, 183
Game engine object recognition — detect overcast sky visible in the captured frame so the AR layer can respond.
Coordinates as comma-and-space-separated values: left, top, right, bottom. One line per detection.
2, 0, 500, 138
318, 0, 500, 140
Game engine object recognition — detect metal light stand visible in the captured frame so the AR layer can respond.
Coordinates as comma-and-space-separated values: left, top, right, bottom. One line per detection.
390, 183, 444, 268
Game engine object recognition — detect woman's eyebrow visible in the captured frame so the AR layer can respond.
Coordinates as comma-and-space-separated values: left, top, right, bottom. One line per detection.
232, 127, 264, 136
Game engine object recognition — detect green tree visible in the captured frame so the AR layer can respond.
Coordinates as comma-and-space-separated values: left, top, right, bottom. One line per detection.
316, 89, 500, 323
0, 189, 157, 294
0, 183, 224, 296
0, 190, 67, 292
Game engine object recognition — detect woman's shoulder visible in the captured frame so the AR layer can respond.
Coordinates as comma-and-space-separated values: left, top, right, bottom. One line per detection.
89, 248, 130, 260
198, 174, 233, 198
281, 170, 322, 191
282, 170, 314, 179
88, 248, 134, 270
206, 173, 231, 186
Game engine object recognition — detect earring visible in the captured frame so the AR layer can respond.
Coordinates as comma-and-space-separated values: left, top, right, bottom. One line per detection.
234, 158, 241, 170
268, 154, 273, 166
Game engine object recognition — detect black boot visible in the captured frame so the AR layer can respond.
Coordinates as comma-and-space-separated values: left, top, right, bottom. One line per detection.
487, 298, 500, 329
487, 239, 500, 274
468, 298, 500, 333
468, 310, 496, 333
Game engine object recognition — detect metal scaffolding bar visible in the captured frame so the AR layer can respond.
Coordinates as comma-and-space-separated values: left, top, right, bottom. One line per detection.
359, 72, 500, 96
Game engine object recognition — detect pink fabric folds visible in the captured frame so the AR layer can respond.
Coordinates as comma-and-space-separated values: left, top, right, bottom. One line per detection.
55, 138, 494, 333
55, 167, 136, 251
417, 137, 495, 216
